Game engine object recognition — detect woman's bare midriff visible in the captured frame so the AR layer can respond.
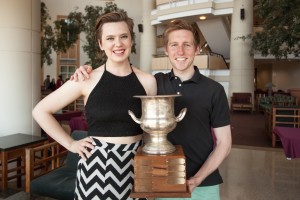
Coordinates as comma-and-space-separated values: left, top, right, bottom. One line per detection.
92, 134, 143, 144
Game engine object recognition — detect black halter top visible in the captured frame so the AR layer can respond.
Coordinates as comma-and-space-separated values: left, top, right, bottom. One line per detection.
85, 64, 146, 137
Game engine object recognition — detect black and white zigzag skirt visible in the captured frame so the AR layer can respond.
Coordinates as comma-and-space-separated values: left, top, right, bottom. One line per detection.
74, 138, 146, 200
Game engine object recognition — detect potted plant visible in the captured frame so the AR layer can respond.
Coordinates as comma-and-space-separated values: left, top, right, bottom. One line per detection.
41, 2, 55, 67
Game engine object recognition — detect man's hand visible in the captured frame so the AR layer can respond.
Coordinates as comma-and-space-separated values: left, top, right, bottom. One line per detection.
187, 176, 201, 193
70, 65, 93, 81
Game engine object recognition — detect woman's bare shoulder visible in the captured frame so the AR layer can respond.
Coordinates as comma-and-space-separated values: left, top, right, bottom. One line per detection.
132, 66, 154, 79
75, 65, 104, 98
80, 66, 104, 88
94, 65, 105, 72
132, 66, 157, 95
85, 65, 104, 82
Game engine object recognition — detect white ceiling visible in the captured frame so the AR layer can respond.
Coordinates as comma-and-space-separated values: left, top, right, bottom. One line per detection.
196, 17, 230, 59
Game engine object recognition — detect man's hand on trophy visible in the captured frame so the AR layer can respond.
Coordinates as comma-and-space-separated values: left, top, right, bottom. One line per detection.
187, 176, 201, 193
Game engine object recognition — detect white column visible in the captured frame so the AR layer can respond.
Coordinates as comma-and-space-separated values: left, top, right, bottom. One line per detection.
229, 0, 254, 96
0, 0, 41, 136
140, 0, 156, 73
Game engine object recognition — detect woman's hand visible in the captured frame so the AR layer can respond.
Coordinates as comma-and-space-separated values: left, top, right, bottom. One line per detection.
69, 137, 94, 161
70, 65, 93, 81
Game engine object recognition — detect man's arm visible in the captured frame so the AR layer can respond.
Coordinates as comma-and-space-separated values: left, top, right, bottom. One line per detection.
187, 125, 232, 192
70, 65, 93, 81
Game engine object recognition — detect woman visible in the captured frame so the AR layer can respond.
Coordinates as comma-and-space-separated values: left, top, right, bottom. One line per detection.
55, 75, 64, 89
32, 11, 156, 200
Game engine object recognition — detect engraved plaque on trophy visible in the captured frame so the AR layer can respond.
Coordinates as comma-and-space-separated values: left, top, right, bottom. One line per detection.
128, 95, 191, 198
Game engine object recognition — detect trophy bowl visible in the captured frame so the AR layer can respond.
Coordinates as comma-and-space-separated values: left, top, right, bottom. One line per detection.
128, 95, 187, 154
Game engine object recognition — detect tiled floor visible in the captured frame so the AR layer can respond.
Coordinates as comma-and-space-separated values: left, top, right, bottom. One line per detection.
1, 147, 299, 200
220, 147, 300, 200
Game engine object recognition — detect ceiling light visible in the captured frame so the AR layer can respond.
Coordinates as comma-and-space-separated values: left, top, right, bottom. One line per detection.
199, 16, 206, 20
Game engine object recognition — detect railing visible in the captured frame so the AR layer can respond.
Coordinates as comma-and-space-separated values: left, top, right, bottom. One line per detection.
152, 52, 228, 70
202, 52, 229, 69
156, 0, 233, 10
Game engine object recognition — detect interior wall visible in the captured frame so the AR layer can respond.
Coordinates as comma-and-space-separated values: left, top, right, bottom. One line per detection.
256, 63, 272, 90
0, 0, 41, 136
272, 61, 300, 91
256, 61, 300, 92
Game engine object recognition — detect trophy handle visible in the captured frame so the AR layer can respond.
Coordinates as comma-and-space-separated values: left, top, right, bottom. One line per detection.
175, 108, 187, 122
128, 110, 142, 124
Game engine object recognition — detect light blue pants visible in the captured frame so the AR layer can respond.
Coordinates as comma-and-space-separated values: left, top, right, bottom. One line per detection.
155, 185, 220, 200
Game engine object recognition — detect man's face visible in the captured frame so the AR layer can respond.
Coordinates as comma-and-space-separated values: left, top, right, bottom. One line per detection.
165, 30, 199, 73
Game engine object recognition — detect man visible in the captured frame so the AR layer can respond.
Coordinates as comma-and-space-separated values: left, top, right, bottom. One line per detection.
43, 75, 51, 90
71, 19, 231, 200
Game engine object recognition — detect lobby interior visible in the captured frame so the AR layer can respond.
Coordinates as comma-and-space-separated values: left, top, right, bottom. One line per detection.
1, 0, 299, 199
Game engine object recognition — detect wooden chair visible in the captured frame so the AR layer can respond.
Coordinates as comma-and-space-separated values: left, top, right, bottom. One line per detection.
270, 107, 300, 147
25, 142, 68, 192
26, 131, 87, 200
231, 92, 253, 113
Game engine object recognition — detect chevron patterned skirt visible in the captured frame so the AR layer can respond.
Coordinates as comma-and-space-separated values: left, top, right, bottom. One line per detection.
74, 138, 146, 200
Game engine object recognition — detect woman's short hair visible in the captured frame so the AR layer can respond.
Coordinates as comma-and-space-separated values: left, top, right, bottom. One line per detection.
95, 11, 134, 43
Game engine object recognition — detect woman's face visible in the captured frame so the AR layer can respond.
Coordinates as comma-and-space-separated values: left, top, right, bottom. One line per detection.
98, 22, 132, 63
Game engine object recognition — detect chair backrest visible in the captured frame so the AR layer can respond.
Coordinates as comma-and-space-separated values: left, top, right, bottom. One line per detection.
232, 92, 252, 103
65, 130, 88, 171
272, 106, 300, 129
53, 111, 83, 122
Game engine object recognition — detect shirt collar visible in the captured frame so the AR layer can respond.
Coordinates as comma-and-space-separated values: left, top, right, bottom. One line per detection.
169, 66, 201, 83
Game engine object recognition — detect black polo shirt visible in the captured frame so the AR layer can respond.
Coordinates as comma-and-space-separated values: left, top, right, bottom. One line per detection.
154, 66, 230, 186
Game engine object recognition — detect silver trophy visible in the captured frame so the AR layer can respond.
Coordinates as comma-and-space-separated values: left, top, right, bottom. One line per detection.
128, 95, 187, 154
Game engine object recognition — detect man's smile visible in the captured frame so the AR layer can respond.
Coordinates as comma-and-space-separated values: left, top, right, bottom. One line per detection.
175, 57, 187, 61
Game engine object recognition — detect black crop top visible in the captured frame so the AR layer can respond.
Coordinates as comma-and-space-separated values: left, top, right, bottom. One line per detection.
85, 65, 146, 137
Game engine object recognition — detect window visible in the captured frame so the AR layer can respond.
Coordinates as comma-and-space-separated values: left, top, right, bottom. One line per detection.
58, 43, 79, 81
57, 15, 80, 112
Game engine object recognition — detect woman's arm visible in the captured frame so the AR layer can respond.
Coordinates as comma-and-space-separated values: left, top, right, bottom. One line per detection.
32, 80, 94, 160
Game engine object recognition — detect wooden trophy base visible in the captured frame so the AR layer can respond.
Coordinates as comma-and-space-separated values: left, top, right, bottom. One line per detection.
130, 145, 191, 198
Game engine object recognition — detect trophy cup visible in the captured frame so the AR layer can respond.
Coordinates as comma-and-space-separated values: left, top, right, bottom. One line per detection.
128, 95, 191, 198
